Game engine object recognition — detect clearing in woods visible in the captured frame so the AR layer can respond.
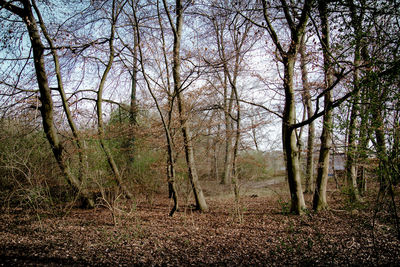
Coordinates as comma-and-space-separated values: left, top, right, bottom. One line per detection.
0, 178, 399, 266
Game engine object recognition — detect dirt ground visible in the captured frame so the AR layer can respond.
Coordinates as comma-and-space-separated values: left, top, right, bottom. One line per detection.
1, 180, 399, 266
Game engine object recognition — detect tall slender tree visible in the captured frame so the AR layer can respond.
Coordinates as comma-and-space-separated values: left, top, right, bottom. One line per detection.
299, 33, 315, 194
95, 0, 132, 199
345, 0, 365, 201
313, 0, 334, 211
131, 0, 180, 216
162, 0, 208, 212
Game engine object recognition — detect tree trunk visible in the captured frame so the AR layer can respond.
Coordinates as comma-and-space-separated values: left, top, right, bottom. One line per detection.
250, 116, 260, 152
32, 2, 94, 207
217, 19, 234, 186
2, 1, 94, 207
346, 82, 361, 201
345, 0, 364, 201
357, 86, 369, 195
373, 100, 389, 192
313, 0, 333, 211
96, 0, 132, 199
212, 123, 221, 181
261, 0, 313, 214
222, 79, 234, 184
206, 113, 216, 180
128, 22, 138, 162
167, 0, 208, 212
231, 67, 241, 200
283, 55, 306, 214
299, 34, 315, 194
167, 138, 179, 216
134, 0, 180, 216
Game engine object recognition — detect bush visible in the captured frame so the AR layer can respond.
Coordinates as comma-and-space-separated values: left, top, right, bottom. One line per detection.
237, 150, 279, 181
0, 118, 62, 209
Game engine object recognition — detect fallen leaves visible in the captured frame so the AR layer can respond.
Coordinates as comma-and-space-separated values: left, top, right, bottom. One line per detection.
0, 193, 399, 266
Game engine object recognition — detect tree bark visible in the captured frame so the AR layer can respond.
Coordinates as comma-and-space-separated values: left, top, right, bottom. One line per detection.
215, 19, 234, 185
31, 1, 94, 207
231, 71, 241, 200
346, 72, 361, 201
164, 0, 208, 212
212, 122, 221, 181
222, 78, 234, 184
128, 18, 138, 162
299, 34, 315, 194
313, 0, 334, 211
167, 140, 179, 216
356, 86, 369, 195
283, 55, 306, 214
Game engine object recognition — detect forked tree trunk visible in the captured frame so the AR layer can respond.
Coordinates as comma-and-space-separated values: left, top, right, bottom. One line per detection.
32, 3, 94, 207
96, 0, 132, 199
1, 2, 94, 207
261, 0, 312, 214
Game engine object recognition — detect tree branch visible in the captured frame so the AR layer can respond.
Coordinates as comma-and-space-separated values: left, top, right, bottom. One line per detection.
238, 98, 283, 119
0, 0, 25, 18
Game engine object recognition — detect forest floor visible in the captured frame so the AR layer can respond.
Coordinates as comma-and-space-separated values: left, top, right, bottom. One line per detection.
1, 178, 400, 266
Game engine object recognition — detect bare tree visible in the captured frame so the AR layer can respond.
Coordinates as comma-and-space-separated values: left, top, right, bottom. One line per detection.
131, 0, 181, 215
312, 0, 334, 211
203, 2, 255, 191
0, 0, 94, 206
162, 0, 208, 212
260, 0, 313, 214
95, 0, 133, 199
